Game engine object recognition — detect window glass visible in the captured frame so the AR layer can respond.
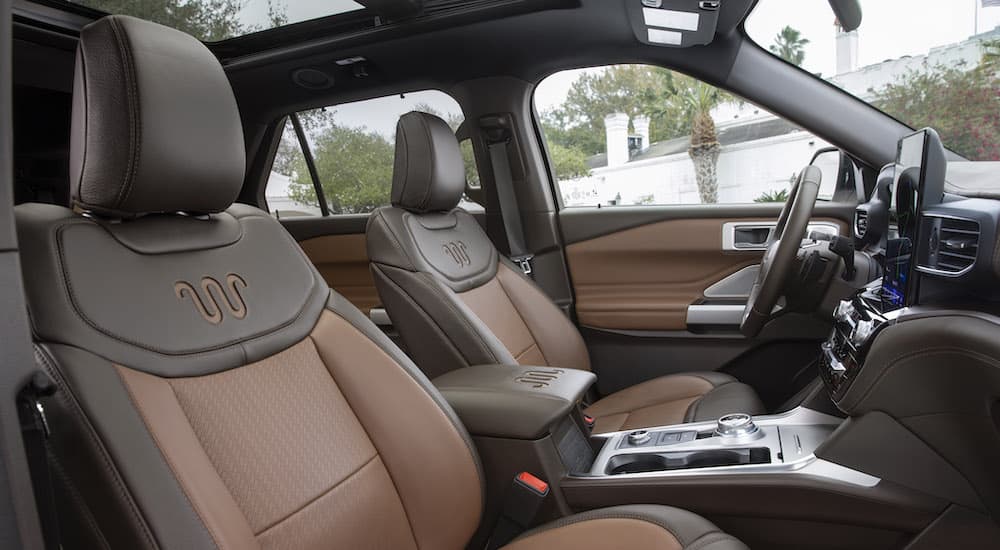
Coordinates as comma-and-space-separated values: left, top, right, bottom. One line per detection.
266, 121, 321, 218
266, 90, 467, 216
746, 0, 1000, 161
65, 0, 364, 42
534, 65, 832, 207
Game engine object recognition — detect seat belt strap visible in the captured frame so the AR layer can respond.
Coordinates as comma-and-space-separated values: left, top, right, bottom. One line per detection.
18, 371, 60, 550
487, 139, 533, 276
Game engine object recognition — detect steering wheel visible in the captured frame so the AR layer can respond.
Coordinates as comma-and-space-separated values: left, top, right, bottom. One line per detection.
740, 165, 822, 337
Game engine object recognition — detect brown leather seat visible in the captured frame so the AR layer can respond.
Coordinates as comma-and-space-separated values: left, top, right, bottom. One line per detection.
367, 112, 766, 433
14, 15, 747, 550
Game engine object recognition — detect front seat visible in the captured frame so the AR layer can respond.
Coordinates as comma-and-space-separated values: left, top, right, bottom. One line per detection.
15, 15, 748, 550
367, 112, 766, 433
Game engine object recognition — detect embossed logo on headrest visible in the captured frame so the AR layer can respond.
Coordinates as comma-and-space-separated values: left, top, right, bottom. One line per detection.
515, 369, 565, 389
443, 240, 471, 267
175, 274, 248, 325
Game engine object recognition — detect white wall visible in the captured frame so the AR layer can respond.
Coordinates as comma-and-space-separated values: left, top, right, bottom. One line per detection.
561, 130, 833, 207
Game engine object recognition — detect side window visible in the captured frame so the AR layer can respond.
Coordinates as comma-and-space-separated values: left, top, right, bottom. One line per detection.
266, 90, 470, 216
534, 64, 838, 208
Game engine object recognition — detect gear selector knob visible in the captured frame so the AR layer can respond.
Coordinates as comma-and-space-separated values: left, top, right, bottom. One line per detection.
715, 413, 761, 440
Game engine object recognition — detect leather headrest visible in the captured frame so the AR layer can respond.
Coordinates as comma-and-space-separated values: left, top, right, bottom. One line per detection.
70, 16, 245, 218
391, 112, 465, 213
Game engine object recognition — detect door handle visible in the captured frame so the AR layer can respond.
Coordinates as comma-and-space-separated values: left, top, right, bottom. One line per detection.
733, 226, 772, 247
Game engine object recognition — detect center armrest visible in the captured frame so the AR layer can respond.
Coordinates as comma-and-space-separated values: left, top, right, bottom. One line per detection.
433, 365, 596, 440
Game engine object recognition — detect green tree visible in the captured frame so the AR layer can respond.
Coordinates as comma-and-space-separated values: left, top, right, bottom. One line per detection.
541, 65, 683, 156
288, 125, 394, 214
547, 142, 591, 180
77, 0, 287, 41
769, 26, 810, 67
663, 77, 730, 204
871, 60, 1000, 161
982, 39, 1000, 72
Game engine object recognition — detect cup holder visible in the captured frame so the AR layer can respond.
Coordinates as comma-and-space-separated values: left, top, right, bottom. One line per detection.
605, 448, 771, 475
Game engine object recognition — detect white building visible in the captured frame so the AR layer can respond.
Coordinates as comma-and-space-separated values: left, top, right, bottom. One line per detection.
560, 25, 1000, 208
265, 171, 321, 217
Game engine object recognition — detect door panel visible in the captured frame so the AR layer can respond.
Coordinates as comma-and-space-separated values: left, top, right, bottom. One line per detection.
559, 203, 853, 404
297, 233, 379, 314
565, 213, 848, 332
566, 218, 764, 331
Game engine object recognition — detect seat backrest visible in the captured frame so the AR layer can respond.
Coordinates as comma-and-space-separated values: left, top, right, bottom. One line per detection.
17, 16, 481, 550
367, 112, 590, 379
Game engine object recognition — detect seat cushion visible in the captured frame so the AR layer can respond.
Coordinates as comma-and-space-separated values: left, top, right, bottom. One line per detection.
583, 373, 765, 433
502, 505, 748, 550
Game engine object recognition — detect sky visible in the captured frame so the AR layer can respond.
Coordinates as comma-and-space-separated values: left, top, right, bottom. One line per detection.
534, 0, 1000, 112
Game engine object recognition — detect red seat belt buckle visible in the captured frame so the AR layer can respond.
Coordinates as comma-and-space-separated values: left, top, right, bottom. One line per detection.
582, 414, 596, 431
515, 471, 549, 496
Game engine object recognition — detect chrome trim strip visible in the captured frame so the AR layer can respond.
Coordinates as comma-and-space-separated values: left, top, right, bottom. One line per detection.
584, 407, 879, 488
722, 221, 841, 252
686, 304, 745, 326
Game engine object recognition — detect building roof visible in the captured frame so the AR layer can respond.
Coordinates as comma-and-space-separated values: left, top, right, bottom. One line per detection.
586, 117, 803, 170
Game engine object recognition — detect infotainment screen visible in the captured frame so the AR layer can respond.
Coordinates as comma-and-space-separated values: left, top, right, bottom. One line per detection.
881, 131, 928, 310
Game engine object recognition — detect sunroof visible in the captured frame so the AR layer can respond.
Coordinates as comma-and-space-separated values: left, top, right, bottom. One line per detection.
65, 0, 366, 42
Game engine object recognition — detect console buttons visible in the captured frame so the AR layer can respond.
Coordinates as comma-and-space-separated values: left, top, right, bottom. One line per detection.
852, 319, 875, 346
834, 301, 855, 323
627, 430, 652, 446
658, 432, 681, 444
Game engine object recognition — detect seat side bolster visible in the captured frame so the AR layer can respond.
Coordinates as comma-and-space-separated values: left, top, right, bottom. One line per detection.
38, 344, 221, 550
312, 306, 483, 550
495, 261, 592, 371
373, 263, 515, 376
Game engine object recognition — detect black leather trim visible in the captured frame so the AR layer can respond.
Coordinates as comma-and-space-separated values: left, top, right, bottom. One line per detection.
38, 343, 218, 550
70, 16, 244, 217
16, 203, 328, 376
512, 504, 748, 549
390, 112, 465, 213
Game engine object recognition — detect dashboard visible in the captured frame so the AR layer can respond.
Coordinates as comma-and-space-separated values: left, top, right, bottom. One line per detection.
821, 128, 1000, 399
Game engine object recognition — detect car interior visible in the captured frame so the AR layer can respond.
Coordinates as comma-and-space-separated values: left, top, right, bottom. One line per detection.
1, 0, 1000, 548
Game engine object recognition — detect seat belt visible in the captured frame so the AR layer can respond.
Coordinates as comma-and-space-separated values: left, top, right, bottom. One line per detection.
486, 136, 533, 277
18, 372, 60, 550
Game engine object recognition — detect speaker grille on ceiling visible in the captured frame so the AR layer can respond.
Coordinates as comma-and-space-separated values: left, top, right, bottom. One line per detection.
291, 68, 334, 90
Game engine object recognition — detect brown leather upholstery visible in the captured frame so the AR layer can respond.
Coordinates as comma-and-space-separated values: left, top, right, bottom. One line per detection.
16, 16, 747, 550
505, 505, 748, 550
367, 112, 765, 432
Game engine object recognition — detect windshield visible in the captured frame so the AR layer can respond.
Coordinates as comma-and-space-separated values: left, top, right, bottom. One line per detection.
746, 0, 1000, 161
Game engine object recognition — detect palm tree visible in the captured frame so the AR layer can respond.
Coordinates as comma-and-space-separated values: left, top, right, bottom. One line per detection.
681, 82, 724, 204
770, 26, 810, 67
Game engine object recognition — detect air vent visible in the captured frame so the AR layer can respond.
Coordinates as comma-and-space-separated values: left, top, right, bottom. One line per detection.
854, 210, 868, 238
922, 216, 980, 276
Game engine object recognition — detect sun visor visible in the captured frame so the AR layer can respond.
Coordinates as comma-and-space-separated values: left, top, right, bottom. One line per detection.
626, 0, 722, 48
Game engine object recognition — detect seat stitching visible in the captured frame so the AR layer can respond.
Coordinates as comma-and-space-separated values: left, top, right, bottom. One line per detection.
254, 454, 380, 537
416, 271, 505, 363
107, 18, 141, 209
35, 346, 160, 550
116, 368, 226, 550
685, 531, 742, 550
495, 268, 550, 366
52, 218, 324, 358
309, 333, 422, 549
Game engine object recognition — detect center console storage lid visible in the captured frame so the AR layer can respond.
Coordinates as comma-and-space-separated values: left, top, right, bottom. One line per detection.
433, 365, 596, 440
